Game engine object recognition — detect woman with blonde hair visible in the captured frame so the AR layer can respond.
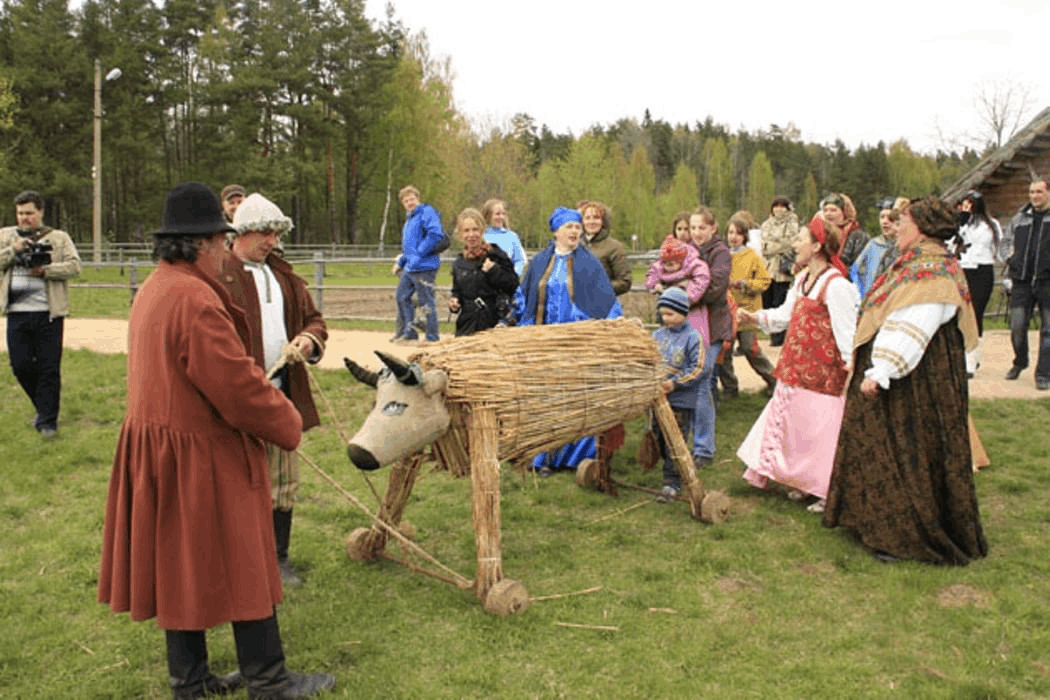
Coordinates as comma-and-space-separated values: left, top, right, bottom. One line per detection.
448, 208, 519, 336
481, 198, 527, 277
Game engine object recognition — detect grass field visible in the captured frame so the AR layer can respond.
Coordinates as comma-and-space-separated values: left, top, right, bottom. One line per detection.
2, 349, 1049, 699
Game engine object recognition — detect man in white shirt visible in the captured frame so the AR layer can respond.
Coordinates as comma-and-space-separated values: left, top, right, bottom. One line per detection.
221, 193, 328, 587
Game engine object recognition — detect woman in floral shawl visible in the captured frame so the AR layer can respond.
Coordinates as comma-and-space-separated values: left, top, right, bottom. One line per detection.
822, 198, 987, 565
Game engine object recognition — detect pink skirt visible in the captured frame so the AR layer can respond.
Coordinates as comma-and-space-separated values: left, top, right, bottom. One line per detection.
738, 383, 845, 499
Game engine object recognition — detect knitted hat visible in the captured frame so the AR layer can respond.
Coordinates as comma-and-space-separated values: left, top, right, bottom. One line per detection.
659, 235, 687, 264
221, 184, 246, 202
657, 287, 690, 316
232, 193, 294, 237
154, 183, 236, 237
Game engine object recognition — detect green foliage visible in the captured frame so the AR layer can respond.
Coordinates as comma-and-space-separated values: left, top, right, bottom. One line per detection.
619, 144, 657, 248
800, 172, 819, 220
0, 1, 986, 251
702, 137, 733, 225
2, 353, 1050, 698
654, 163, 699, 236
746, 151, 776, 218
888, 140, 940, 200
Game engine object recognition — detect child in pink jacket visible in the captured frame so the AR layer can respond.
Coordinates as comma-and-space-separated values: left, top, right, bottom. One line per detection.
646, 236, 711, 348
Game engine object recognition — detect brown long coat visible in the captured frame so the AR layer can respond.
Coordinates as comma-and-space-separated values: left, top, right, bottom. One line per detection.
97, 260, 303, 630
219, 251, 327, 430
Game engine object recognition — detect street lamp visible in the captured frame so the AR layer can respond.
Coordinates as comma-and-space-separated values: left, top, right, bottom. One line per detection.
92, 60, 122, 264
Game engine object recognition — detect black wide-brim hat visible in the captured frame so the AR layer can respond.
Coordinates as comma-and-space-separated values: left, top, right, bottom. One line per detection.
154, 182, 237, 236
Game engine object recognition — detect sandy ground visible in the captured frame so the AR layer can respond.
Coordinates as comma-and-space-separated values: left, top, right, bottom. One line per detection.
0, 318, 1046, 400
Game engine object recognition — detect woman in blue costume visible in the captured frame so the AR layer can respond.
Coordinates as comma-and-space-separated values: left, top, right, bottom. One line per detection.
516, 206, 623, 475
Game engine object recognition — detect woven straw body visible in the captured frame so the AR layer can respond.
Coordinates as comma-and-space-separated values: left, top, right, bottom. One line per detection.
411, 319, 665, 475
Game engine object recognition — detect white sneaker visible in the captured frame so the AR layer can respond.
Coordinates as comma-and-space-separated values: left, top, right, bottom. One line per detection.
807, 499, 826, 514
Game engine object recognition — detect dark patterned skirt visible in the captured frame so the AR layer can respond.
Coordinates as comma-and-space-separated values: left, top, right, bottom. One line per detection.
822, 318, 988, 565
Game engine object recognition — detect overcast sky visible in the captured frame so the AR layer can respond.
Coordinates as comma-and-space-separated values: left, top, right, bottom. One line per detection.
364, 0, 1048, 155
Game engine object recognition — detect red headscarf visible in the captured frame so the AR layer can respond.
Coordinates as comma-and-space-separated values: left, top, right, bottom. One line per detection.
808, 215, 848, 276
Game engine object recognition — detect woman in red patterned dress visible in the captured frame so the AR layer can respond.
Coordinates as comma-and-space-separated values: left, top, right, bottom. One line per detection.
736, 215, 861, 513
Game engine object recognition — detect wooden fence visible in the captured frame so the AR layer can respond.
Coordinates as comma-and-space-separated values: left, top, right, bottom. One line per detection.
70, 251, 1011, 323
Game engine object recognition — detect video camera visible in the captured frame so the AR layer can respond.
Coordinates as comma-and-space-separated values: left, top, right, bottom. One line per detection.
14, 238, 53, 268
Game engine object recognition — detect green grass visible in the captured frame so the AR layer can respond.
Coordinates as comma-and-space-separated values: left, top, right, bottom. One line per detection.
2, 352, 1049, 698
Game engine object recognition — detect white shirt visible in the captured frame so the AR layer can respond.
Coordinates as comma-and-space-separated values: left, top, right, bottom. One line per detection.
958, 219, 1001, 268
865, 302, 958, 389
243, 260, 288, 388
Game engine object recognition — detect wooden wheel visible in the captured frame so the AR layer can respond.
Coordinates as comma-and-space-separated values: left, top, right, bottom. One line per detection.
345, 527, 378, 560
699, 491, 731, 524
575, 458, 600, 487
482, 579, 530, 617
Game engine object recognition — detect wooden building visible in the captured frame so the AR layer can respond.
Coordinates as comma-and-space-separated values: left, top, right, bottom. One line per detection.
942, 106, 1050, 223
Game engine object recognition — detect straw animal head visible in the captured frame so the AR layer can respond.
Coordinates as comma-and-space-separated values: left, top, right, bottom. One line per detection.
345, 351, 450, 470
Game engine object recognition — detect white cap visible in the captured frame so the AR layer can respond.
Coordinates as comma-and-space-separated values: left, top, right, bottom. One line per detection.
232, 193, 293, 236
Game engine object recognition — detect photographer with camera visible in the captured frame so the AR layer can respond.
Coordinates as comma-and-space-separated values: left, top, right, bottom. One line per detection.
0, 190, 81, 438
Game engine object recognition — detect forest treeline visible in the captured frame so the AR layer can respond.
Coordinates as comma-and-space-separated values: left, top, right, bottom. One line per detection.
0, 0, 984, 249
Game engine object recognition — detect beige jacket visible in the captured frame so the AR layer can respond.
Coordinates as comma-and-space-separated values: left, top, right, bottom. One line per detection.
0, 226, 82, 320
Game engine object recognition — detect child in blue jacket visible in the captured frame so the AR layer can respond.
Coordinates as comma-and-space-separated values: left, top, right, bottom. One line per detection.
651, 287, 705, 500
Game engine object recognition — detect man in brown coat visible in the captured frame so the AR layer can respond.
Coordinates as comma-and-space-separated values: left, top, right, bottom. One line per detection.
221, 192, 328, 587
97, 183, 335, 699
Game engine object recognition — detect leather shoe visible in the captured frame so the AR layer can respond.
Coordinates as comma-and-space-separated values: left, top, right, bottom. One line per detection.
1005, 366, 1024, 381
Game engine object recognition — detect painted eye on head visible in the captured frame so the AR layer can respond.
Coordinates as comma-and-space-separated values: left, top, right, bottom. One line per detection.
381, 401, 408, 416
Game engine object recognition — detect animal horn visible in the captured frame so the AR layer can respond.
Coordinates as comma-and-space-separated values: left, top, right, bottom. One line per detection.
343, 357, 378, 388
375, 350, 418, 385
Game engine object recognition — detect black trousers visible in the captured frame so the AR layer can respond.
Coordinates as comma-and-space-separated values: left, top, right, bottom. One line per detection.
6, 312, 64, 430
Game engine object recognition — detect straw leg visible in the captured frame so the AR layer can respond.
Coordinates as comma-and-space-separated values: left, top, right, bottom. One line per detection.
469, 406, 503, 600
651, 395, 705, 520
470, 406, 529, 616
595, 427, 620, 496
346, 452, 424, 560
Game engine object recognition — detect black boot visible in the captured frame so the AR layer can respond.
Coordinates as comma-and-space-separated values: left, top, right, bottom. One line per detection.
273, 509, 303, 588
165, 630, 244, 699
232, 615, 336, 699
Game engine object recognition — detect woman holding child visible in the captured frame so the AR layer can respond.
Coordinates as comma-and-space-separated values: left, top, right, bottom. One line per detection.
822, 198, 987, 565
736, 215, 860, 513
688, 206, 731, 469
645, 231, 711, 350
517, 206, 622, 474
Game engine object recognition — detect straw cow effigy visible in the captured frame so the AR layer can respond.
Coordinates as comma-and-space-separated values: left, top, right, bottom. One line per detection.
343, 318, 730, 615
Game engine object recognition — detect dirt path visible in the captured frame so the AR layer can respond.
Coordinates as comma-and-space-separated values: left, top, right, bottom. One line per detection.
1, 318, 1045, 400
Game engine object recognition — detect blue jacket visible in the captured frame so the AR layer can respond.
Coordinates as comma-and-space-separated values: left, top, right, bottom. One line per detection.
397, 203, 445, 273
652, 320, 703, 411
483, 226, 527, 277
